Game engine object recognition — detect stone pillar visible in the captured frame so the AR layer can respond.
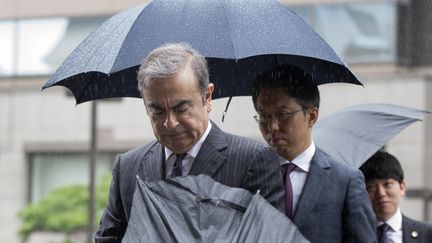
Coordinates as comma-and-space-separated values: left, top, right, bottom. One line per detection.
397, 0, 432, 66
425, 77, 432, 222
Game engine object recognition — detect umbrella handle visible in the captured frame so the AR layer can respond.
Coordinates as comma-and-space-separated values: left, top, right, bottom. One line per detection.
222, 96, 233, 122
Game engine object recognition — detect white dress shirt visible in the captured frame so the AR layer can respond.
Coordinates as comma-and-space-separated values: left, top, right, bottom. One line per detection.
280, 141, 315, 212
165, 121, 212, 177
378, 208, 403, 243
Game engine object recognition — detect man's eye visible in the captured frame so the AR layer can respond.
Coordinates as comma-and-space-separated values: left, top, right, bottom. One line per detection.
175, 105, 189, 114
151, 109, 165, 116
275, 111, 289, 118
259, 114, 270, 119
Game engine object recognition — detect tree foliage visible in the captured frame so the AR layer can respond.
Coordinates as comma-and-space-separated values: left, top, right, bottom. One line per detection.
18, 175, 111, 242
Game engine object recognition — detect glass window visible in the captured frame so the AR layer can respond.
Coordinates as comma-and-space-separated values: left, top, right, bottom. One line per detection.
17, 18, 68, 75
291, 2, 396, 63
0, 16, 107, 77
30, 152, 114, 202
0, 20, 14, 76
41, 16, 108, 72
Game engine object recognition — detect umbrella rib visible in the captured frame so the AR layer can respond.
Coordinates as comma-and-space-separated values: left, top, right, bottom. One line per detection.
109, 4, 148, 74
75, 73, 95, 104
221, 0, 237, 58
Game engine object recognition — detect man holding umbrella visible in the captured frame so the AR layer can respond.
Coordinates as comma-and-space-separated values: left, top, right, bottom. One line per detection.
95, 43, 285, 242
251, 65, 377, 242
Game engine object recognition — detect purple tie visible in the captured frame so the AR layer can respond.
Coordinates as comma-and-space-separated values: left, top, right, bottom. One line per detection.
283, 163, 297, 219
171, 153, 186, 177
377, 223, 391, 243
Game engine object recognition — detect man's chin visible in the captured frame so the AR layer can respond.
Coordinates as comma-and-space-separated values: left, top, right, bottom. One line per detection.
275, 147, 291, 157
165, 141, 193, 154
273, 142, 290, 151
376, 208, 395, 221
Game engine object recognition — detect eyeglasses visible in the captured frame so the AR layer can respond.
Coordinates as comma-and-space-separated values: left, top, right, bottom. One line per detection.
253, 108, 308, 124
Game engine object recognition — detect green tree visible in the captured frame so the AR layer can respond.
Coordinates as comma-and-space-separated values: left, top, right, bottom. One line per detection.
18, 175, 111, 242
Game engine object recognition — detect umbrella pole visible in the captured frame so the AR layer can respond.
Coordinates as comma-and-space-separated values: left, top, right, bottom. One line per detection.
87, 101, 98, 243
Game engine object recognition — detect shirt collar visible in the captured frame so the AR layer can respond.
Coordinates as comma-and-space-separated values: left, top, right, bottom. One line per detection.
165, 121, 212, 160
280, 141, 315, 172
379, 208, 402, 232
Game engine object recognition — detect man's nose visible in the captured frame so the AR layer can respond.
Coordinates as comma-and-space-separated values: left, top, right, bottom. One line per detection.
377, 185, 386, 197
267, 116, 280, 131
164, 111, 179, 129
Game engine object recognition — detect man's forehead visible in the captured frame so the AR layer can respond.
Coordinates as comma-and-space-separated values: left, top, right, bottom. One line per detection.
256, 94, 299, 109
258, 87, 294, 99
367, 178, 399, 184
146, 98, 193, 108
257, 103, 291, 111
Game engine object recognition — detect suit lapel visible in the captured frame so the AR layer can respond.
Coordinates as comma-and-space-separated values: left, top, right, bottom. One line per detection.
189, 123, 228, 176
137, 123, 228, 180
402, 215, 421, 243
137, 142, 165, 181
293, 149, 331, 228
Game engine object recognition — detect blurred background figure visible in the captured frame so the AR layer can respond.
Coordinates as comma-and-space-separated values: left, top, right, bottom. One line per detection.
360, 151, 432, 243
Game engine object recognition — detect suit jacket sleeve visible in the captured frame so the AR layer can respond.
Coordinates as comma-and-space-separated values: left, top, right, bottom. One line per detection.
342, 169, 377, 243
95, 156, 127, 243
242, 145, 285, 212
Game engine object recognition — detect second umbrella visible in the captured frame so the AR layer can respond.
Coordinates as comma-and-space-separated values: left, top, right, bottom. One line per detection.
313, 103, 430, 168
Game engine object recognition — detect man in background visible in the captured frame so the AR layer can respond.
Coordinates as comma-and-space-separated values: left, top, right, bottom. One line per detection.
360, 150, 432, 243
251, 65, 377, 242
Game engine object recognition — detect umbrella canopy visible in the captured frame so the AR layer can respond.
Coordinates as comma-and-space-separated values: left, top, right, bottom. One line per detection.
312, 103, 430, 168
42, 0, 361, 104
122, 174, 309, 242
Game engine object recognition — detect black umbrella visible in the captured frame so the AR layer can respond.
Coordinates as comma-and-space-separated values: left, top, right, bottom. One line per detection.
122, 174, 309, 242
312, 103, 430, 168
42, 0, 361, 104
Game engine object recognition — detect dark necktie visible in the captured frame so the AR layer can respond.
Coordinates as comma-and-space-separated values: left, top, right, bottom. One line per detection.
171, 153, 186, 177
377, 223, 391, 243
283, 163, 297, 219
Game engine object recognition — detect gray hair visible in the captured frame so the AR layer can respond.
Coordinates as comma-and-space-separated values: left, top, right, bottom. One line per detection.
137, 42, 209, 98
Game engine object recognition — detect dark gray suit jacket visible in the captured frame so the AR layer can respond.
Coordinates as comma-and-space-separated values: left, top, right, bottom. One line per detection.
291, 148, 377, 243
95, 122, 284, 242
402, 215, 432, 243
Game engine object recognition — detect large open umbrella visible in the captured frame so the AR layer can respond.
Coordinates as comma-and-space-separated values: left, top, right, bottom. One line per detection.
312, 103, 430, 168
42, 0, 361, 104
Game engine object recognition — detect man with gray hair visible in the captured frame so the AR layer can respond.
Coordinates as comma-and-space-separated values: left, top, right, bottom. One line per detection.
95, 43, 284, 242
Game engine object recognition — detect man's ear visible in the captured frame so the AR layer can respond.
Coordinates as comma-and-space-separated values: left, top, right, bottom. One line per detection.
205, 83, 214, 112
206, 83, 214, 100
400, 181, 406, 196
308, 106, 319, 127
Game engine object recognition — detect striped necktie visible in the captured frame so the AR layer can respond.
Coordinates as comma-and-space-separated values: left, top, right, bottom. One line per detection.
377, 223, 391, 243
171, 153, 186, 177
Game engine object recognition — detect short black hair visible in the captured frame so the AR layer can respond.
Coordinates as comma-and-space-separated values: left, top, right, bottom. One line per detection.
251, 65, 320, 110
359, 150, 404, 183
